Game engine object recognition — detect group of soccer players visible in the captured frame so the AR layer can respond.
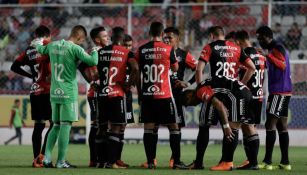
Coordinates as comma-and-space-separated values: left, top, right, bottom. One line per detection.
10, 20, 292, 171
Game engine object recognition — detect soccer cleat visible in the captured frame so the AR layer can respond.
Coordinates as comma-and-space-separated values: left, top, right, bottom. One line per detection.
43, 159, 54, 168
236, 163, 259, 170
96, 162, 106, 168
258, 162, 273, 170
89, 161, 97, 167
279, 164, 292, 171
210, 161, 233, 171
116, 160, 129, 168
236, 160, 249, 169
172, 161, 189, 170
169, 158, 174, 168
56, 160, 77, 168
32, 158, 43, 168
147, 163, 156, 169
187, 160, 204, 170
105, 163, 127, 169
140, 159, 157, 168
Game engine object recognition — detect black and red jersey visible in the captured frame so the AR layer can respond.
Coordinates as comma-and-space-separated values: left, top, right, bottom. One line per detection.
136, 41, 178, 99
15, 46, 51, 95
196, 76, 249, 102
239, 47, 266, 101
199, 40, 250, 81
171, 48, 197, 94
97, 44, 135, 98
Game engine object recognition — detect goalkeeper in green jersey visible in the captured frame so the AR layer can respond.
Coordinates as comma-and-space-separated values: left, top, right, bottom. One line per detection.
36, 25, 98, 168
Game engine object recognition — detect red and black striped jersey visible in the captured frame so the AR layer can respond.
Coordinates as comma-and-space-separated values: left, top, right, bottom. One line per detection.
15, 46, 50, 95
199, 40, 250, 81
136, 41, 178, 99
97, 45, 135, 98
239, 47, 266, 101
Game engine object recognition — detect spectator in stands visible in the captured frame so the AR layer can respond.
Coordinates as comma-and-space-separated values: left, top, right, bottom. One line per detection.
273, 22, 284, 44
0, 71, 9, 90
285, 22, 302, 50
200, 13, 213, 39
16, 24, 31, 51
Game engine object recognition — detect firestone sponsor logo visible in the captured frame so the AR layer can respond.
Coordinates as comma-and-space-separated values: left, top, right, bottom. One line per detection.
214, 45, 238, 51
141, 47, 167, 54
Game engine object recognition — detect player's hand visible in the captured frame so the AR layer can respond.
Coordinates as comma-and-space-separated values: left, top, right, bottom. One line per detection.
175, 80, 189, 88
224, 128, 234, 141
90, 46, 101, 53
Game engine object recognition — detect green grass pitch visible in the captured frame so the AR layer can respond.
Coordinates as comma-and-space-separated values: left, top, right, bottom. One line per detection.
0, 144, 306, 175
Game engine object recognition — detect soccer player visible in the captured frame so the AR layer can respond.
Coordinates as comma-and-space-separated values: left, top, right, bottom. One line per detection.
163, 26, 197, 167
190, 26, 255, 170
36, 25, 98, 168
10, 25, 53, 168
78, 26, 109, 167
136, 21, 187, 169
256, 26, 292, 171
234, 30, 266, 169
4, 99, 25, 145
96, 27, 138, 169
184, 76, 256, 167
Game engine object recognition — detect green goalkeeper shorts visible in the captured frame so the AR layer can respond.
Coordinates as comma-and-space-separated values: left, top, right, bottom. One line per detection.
51, 102, 79, 122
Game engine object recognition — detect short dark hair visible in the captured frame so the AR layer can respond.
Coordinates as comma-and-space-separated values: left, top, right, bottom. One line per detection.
90, 26, 106, 41
71, 25, 87, 37
149, 21, 164, 37
35, 25, 50, 38
124, 34, 133, 42
164, 27, 180, 36
225, 31, 236, 40
14, 99, 20, 103
235, 30, 249, 41
111, 26, 125, 42
256, 26, 273, 39
208, 26, 224, 37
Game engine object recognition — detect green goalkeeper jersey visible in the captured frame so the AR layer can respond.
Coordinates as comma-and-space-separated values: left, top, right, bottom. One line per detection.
37, 39, 98, 104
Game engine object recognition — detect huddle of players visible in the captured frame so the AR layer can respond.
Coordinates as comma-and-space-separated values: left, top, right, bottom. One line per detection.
10, 21, 291, 171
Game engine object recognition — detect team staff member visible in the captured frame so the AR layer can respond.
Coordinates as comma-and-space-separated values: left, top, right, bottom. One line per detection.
256, 26, 292, 171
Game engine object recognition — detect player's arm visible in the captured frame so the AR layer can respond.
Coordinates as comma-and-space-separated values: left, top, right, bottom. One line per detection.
74, 45, 98, 66
196, 45, 211, 84
36, 44, 49, 55
10, 52, 33, 79
127, 52, 139, 87
266, 46, 286, 70
196, 60, 206, 84
185, 51, 198, 70
170, 48, 179, 72
211, 97, 234, 140
239, 49, 255, 85
241, 59, 256, 85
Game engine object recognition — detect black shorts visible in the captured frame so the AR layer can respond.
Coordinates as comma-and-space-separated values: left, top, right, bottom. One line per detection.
173, 92, 186, 127
30, 93, 51, 121
199, 89, 253, 126
88, 97, 98, 121
140, 98, 179, 124
98, 96, 127, 124
126, 92, 134, 123
266, 94, 291, 118
249, 99, 263, 124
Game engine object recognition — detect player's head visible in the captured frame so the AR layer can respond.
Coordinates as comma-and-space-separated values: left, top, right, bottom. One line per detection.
69, 25, 87, 45
111, 26, 125, 45
181, 90, 200, 106
163, 27, 180, 47
124, 34, 133, 50
14, 99, 20, 107
208, 26, 224, 41
225, 31, 236, 42
256, 26, 273, 49
35, 25, 51, 42
90, 26, 109, 47
234, 30, 250, 47
149, 21, 164, 38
